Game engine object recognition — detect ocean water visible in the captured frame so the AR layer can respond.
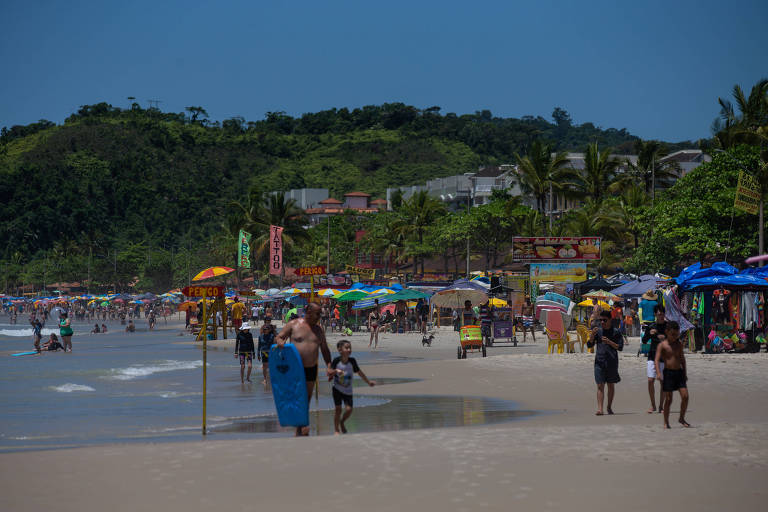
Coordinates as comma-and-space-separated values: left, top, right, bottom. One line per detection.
0, 317, 529, 451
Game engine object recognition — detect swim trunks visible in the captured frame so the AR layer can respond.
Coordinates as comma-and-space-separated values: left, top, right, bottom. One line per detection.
238, 353, 253, 364
662, 368, 687, 392
332, 387, 354, 407
259, 350, 269, 363
232, 318, 242, 329
304, 365, 318, 382
594, 361, 621, 384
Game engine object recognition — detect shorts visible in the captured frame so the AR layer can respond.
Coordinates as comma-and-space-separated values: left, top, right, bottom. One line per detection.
662, 368, 687, 392
594, 362, 621, 384
233, 318, 243, 329
259, 350, 269, 363
647, 360, 664, 379
481, 323, 491, 338
304, 365, 318, 382
397, 311, 405, 318
420, 314, 428, 321
239, 353, 253, 364
332, 387, 354, 407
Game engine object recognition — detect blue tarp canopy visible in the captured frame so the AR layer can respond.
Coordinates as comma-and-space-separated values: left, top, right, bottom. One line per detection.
675, 262, 768, 290
610, 275, 659, 298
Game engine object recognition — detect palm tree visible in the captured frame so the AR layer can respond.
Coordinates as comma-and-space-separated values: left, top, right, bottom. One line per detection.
249, 192, 309, 265
567, 142, 621, 203
713, 78, 768, 149
624, 140, 682, 195
514, 140, 570, 214
399, 191, 446, 273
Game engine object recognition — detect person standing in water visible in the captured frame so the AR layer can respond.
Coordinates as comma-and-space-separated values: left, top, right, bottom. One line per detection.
234, 322, 255, 383
30, 315, 43, 353
59, 311, 74, 352
368, 299, 381, 349
275, 302, 333, 436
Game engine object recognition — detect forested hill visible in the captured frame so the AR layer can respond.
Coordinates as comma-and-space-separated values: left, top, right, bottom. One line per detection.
0, 102, 696, 260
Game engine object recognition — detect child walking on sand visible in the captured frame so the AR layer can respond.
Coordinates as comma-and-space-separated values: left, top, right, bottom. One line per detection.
331, 340, 375, 434
654, 321, 691, 429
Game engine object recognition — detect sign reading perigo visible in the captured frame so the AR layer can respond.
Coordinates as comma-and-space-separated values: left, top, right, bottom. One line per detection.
512, 237, 601, 261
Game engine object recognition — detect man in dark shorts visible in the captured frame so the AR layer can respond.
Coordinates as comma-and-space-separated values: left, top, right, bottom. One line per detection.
276, 302, 334, 436
655, 321, 690, 429
257, 316, 276, 385
478, 300, 494, 345
234, 322, 255, 383
587, 310, 624, 415
395, 300, 407, 333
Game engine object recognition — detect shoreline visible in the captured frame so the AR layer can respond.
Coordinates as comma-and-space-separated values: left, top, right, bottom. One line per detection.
2, 325, 767, 511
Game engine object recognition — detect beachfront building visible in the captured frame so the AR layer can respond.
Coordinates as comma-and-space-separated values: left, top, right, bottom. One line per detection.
279, 188, 329, 210
303, 191, 386, 225
658, 149, 711, 176
386, 165, 536, 212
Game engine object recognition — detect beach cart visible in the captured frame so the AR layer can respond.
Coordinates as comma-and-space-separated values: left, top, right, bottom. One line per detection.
458, 325, 487, 358
487, 307, 517, 347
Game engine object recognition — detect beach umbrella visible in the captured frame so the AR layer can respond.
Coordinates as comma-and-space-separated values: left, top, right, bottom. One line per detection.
284, 307, 298, 323
178, 301, 197, 312
192, 266, 235, 281
582, 289, 619, 300
100, 301, 110, 307
136, 292, 157, 300
279, 287, 305, 296
430, 279, 488, 308
317, 288, 340, 297
351, 293, 395, 310
335, 290, 371, 302
265, 288, 281, 296
370, 288, 396, 295
577, 299, 610, 308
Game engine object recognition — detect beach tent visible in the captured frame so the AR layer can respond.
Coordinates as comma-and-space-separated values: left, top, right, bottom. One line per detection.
675, 261, 768, 290
609, 275, 659, 298
351, 288, 430, 310
574, 277, 618, 295
431, 279, 489, 308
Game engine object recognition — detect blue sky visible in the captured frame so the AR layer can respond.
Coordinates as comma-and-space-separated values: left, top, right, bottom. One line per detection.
1, 0, 766, 142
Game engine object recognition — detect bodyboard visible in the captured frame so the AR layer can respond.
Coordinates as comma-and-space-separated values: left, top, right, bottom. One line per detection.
11, 351, 39, 357
268, 343, 309, 427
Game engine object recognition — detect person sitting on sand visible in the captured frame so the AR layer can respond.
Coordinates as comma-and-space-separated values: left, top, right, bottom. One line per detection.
126, 320, 135, 333
41, 333, 63, 352
331, 339, 375, 434
654, 321, 691, 429
91, 324, 101, 334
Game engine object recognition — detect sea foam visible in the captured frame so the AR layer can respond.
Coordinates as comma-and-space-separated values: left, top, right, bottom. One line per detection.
51, 383, 96, 393
106, 360, 203, 381
0, 328, 59, 337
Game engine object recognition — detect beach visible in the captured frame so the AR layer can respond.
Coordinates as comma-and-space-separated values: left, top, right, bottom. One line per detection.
2, 322, 767, 511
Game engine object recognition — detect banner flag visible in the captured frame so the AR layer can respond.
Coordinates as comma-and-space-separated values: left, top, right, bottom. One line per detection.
734, 171, 760, 215
269, 225, 284, 276
237, 230, 252, 268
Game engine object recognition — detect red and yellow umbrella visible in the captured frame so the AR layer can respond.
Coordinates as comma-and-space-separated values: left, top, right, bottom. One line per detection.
192, 266, 235, 281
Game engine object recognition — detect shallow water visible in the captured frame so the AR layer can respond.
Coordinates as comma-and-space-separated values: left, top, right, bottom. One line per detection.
0, 317, 532, 451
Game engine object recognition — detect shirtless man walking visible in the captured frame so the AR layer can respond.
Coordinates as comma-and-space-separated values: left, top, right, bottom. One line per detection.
276, 302, 334, 436
654, 321, 691, 429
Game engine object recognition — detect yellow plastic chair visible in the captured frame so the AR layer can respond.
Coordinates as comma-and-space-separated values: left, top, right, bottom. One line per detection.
545, 327, 565, 354
576, 324, 592, 353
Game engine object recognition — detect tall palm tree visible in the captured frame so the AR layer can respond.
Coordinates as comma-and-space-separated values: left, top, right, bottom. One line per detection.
399, 191, 446, 273
250, 192, 309, 264
567, 142, 621, 203
625, 140, 682, 195
713, 78, 768, 149
514, 140, 570, 213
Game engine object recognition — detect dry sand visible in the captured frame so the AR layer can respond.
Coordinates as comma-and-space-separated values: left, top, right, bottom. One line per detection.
2, 325, 767, 511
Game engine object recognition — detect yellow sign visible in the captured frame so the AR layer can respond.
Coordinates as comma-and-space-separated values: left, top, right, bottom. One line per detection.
734, 171, 760, 215
530, 263, 587, 283
345, 265, 376, 279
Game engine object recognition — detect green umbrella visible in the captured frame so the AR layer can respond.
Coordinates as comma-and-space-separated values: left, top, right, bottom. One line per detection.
335, 290, 370, 302
100, 301, 110, 307
388, 289, 431, 301
284, 307, 298, 323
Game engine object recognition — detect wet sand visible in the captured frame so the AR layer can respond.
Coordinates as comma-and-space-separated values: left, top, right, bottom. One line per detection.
2, 323, 767, 511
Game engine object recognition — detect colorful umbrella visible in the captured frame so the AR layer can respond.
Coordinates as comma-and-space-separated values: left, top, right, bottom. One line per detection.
577, 299, 610, 308
178, 301, 197, 312
489, 297, 507, 306
317, 288, 341, 297
335, 290, 370, 302
192, 266, 235, 281
582, 289, 619, 300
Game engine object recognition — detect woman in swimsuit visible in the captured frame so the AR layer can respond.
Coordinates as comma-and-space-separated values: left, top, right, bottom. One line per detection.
368, 300, 381, 349
59, 311, 73, 352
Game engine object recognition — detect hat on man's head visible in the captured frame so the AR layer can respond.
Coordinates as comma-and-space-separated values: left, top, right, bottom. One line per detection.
240, 322, 251, 330
641, 290, 657, 301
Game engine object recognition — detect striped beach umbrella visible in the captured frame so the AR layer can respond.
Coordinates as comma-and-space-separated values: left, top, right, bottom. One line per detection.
192, 266, 235, 281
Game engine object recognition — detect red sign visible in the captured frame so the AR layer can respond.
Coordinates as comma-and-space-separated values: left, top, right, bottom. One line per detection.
296, 266, 327, 277
182, 286, 225, 298
269, 225, 283, 276
512, 237, 601, 261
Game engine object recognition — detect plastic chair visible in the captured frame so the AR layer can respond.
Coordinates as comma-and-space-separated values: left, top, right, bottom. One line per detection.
545, 312, 567, 354
576, 324, 591, 353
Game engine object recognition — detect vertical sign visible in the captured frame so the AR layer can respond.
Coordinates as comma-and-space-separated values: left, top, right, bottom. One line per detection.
734, 171, 760, 215
237, 229, 251, 268
269, 225, 283, 275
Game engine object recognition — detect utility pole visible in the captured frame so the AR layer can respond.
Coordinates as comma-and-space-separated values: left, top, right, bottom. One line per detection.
326, 216, 331, 272
548, 182, 554, 233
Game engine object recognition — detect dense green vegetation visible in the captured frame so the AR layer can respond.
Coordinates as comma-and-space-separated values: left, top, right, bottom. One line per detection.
3, 89, 759, 293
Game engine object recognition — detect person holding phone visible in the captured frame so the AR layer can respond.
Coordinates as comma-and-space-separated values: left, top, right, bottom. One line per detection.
588, 310, 624, 415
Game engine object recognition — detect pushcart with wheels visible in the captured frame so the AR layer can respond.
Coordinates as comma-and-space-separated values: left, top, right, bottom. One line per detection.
486, 307, 517, 347
458, 325, 487, 359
